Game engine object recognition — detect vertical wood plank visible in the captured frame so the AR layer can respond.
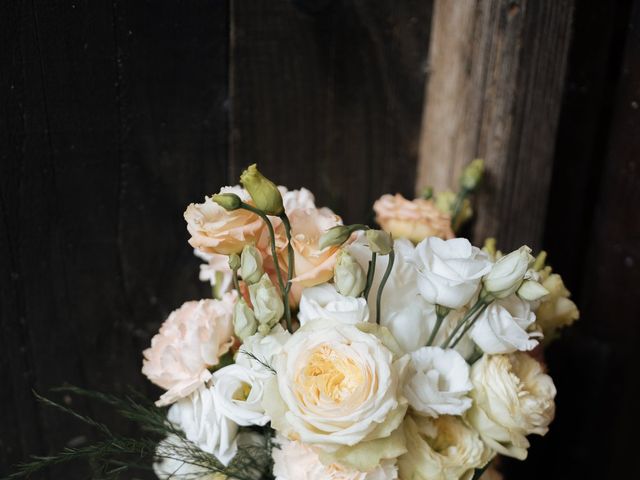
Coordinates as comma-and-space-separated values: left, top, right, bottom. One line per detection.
0, 1, 229, 477
417, 0, 574, 249
230, 0, 433, 224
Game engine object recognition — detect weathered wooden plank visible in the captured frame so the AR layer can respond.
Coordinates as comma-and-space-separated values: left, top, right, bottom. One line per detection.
0, 1, 229, 477
417, 0, 574, 250
230, 0, 433, 224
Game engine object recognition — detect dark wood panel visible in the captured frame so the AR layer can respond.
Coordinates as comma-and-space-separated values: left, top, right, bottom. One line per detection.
230, 0, 433, 224
0, 1, 229, 477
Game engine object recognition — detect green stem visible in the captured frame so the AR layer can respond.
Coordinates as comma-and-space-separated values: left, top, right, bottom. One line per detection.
375, 251, 395, 324
362, 252, 377, 300
279, 213, 295, 333
232, 268, 241, 295
451, 187, 470, 232
451, 302, 489, 348
239, 203, 291, 332
426, 307, 449, 346
441, 298, 488, 348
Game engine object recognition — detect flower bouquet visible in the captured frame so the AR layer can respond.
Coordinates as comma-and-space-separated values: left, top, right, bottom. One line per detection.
9, 163, 579, 480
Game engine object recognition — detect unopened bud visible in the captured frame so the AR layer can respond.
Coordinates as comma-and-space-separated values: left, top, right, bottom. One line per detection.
240, 164, 284, 215
334, 251, 366, 297
366, 229, 393, 255
212, 193, 242, 211
233, 298, 258, 340
460, 159, 484, 191
483, 246, 534, 299
517, 279, 549, 302
319, 224, 367, 250
240, 245, 264, 284
248, 274, 284, 334
228, 253, 241, 271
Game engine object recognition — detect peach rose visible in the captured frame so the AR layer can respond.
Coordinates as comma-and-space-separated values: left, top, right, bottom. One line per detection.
184, 186, 264, 255
373, 194, 454, 242
142, 292, 236, 406
283, 207, 344, 288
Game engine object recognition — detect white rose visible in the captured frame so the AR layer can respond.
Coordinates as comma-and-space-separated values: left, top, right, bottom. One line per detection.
404, 347, 472, 417
167, 386, 239, 466
347, 237, 436, 353
272, 436, 398, 480
412, 237, 492, 309
212, 364, 270, 427
399, 414, 493, 480
248, 274, 284, 334
236, 325, 290, 376
470, 295, 542, 354
466, 353, 556, 460
263, 319, 409, 471
298, 284, 369, 326
483, 246, 533, 299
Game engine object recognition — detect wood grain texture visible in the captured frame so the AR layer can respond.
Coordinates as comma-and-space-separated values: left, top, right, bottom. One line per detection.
417, 0, 574, 250
229, 0, 433, 224
0, 1, 229, 477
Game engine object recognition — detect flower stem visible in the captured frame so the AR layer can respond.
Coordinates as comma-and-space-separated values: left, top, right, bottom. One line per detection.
362, 252, 377, 300
441, 297, 488, 349
451, 302, 489, 348
232, 268, 241, 294
375, 251, 395, 325
239, 202, 291, 332
279, 213, 295, 333
426, 306, 449, 346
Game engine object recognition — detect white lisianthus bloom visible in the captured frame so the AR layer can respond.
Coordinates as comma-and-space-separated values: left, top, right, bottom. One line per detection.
347, 237, 437, 353
412, 237, 492, 309
399, 414, 493, 480
212, 364, 270, 427
248, 274, 284, 334
466, 353, 556, 460
167, 386, 239, 466
298, 284, 369, 326
272, 436, 398, 480
483, 246, 533, 299
404, 347, 472, 417
236, 325, 290, 376
470, 295, 542, 354
263, 319, 409, 471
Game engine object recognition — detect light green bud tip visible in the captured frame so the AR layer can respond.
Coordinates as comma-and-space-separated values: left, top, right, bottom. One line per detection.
240, 164, 284, 216
366, 229, 393, 255
460, 158, 485, 191
421, 186, 434, 200
212, 192, 242, 211
334, 250, 366, 297
228, 253, 241, 271
233, 298, 257, 341
319, 224, 368, 250
241, 245, 264, 284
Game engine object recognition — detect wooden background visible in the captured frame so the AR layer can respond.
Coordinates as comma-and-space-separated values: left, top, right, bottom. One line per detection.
1, 0, 638, 478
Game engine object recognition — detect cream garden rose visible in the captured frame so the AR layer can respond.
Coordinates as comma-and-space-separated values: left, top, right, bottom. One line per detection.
373, 193, 455, 242
272, 436, 398, 480
466, 353, 556, 460
142, 293, 236, 406
399, 414, 492, 480
263, 319, 409, 471
185, 186, 264, 255
413, 237, 492, 309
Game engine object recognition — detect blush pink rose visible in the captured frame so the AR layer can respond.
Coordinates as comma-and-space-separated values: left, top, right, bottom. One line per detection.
373, 194, 454, 243
142, 292, 237, 406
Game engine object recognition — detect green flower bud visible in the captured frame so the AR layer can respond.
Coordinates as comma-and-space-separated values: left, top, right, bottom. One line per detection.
228, 253, 241, 271
248, 274, 284, 334
460, 158, 485, 191
517, 279, 550, 302
240, 245, 264, 284
233, 298, 258, 340
319, 224, 368, 250
366, 229, 393, 255
240, 164, 284, 215
421, 186, 434, 200
212, 192, 242, 211
334, 251, 366, 297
